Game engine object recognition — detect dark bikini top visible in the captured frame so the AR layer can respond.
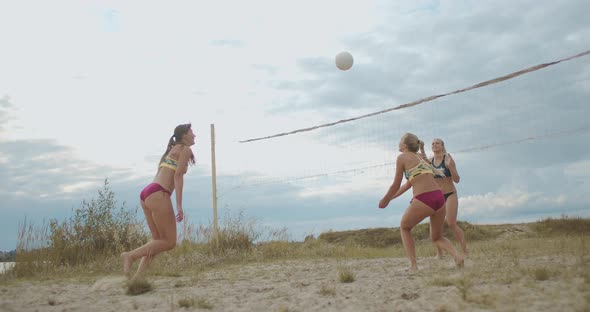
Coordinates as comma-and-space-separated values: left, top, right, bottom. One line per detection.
431, 154, 451, 178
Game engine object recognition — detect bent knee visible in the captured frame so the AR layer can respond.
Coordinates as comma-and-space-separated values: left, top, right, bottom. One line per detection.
400, 221, 413, 231
164, 240, 176, 251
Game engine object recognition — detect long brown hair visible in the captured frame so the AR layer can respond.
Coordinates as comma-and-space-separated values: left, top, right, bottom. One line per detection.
159, 123, 196, 167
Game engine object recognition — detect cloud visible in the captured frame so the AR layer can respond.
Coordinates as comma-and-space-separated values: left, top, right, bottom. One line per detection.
0, 96, 14, 134
0, 96, 10, 108
459, 189, 585, 222
210, 39, 246, 48
461, 191, 537, 214
564, 159, 590, 178
0, 139, 135, 200
261, 1, 590, 136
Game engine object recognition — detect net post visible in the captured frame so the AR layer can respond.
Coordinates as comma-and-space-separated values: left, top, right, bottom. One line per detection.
210, 123, 219, 248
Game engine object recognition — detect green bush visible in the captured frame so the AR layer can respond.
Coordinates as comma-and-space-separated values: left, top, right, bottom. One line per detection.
16, 179, 147, 275
198, 211, 260, 255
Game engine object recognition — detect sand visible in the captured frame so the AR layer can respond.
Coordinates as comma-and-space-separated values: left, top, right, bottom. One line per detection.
0, 256, 587, 312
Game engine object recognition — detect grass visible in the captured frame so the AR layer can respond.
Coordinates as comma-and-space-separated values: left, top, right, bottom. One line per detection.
338, 266, 355, 283
532, 267, 551, 281
5, 180, 590, 309
456, 277, 472, 301
178, 297, 213, 309
319, 284, 336, 296
531, 215, 590, 236
3, 204, 589, 311
318, 220, 500, 248
126, 278, 152, 296
5, 215, 590, 283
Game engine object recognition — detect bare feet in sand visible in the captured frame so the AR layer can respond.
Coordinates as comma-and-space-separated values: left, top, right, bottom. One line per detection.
455, 255, 465, 268
121, 252, 132, 277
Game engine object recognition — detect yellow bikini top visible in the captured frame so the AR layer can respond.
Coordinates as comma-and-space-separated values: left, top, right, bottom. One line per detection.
404, 154, 434, 181
160, 156, 178, 171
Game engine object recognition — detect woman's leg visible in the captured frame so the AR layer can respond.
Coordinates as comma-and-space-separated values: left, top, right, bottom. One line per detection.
445, 193, 467, 257
433, 205, 445, 259
122, 200, 156, 276
400, 200, 435, 270
132, 200, 161, 279
122, 192, 177, 278
430, 206, 464, 267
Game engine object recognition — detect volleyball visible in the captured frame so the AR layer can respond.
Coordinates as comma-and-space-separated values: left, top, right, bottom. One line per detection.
335, 51, 354, 71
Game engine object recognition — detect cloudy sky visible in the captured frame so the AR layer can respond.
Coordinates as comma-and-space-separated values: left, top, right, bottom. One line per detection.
1, 0, 589, 251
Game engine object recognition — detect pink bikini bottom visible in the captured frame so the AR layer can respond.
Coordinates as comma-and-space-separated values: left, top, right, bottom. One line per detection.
140, 183, 171, 201
411, 190, 445, 211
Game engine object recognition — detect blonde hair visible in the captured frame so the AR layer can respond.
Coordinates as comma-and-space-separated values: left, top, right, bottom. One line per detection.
432, 138, 447, 155
401, 133, 422, 152
402, 133, 445, 177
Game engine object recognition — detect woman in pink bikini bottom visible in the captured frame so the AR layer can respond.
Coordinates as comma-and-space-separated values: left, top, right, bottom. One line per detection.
121, 123, 196, 280
140, 183, 171, 202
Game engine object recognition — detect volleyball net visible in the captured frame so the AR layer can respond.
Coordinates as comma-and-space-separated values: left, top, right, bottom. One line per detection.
206, 49, 590, 236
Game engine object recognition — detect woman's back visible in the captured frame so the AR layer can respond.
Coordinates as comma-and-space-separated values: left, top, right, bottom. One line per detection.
400, 152, 440, 195
154, 145, 187, 192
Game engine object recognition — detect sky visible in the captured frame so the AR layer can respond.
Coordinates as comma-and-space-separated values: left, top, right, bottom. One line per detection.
1, 0, 589, 251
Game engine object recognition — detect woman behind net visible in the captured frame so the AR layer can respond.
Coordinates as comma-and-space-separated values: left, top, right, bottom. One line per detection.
422, 138, 467, 258
379, 133, 464, 270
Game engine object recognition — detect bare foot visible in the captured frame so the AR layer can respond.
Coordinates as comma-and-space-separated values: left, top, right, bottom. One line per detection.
455, 255, 465, 268
121, 252, 132, 277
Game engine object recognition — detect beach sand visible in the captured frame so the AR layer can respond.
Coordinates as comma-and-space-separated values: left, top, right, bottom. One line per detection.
0, 255, 587, 312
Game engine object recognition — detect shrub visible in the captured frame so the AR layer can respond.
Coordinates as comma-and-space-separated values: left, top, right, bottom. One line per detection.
47, 179, 147, 266
15, 179, 147, 276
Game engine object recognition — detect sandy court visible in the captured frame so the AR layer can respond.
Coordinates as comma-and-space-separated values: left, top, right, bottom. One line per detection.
0, 256, 586, 312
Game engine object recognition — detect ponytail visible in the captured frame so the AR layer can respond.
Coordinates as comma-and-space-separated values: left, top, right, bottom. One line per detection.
158, 135, 176, 169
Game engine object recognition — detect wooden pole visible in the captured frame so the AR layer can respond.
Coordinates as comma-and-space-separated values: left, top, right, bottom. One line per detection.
210, 124, 219, 248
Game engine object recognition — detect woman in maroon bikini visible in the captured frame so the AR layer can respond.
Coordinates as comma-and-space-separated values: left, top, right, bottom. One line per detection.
423, 138, 467, 259
121, 123, 196, 279
379, 133, 463, 270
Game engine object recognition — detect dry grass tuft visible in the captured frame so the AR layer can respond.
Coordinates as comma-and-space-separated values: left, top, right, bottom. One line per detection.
178, 297, 214, 310
338, 266, 355, 283
178, 298, 193, 308
319, 284, 336, 296
456, 277, 472, 301
195, 298, 214, 309
126, 278, 152, 296
431, 277, 456, 287
532, 267, 550, 281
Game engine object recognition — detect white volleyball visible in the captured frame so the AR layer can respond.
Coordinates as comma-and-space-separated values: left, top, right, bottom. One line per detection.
335, 51, 354, 71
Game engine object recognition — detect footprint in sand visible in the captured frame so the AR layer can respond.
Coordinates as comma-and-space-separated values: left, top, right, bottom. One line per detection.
91, 276, 128, 292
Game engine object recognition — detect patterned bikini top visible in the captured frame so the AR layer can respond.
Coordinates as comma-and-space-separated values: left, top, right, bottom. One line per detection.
159, 156, 178, 171
404, 154, 434, 181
